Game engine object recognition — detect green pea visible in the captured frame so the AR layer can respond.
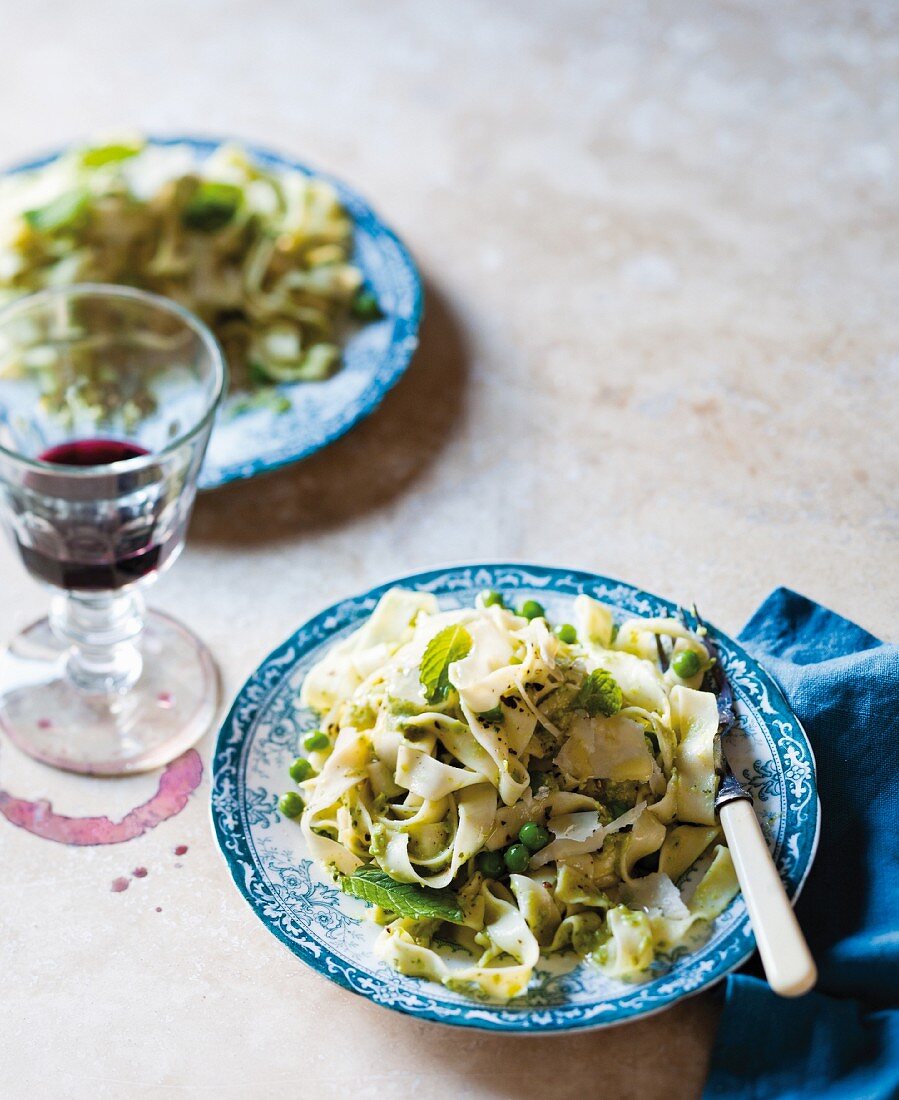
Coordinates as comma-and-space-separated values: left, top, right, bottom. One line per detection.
519, 599, 545, 621
673, 649, 701, 678
480, 589, 505, 608
519, 821, 551, 851
477, 850, 505, 878
554, 623, 577, 644
303, 730, 330, 752
279, 791, 305, 818
289, 757, 314, 783
504, 843, 531, 874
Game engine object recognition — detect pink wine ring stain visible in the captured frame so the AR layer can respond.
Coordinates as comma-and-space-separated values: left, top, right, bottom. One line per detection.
0, 749, 202, 845
132, 866, 148, 878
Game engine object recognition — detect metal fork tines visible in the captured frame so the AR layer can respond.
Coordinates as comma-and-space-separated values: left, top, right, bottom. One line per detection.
678, 604, 752, 810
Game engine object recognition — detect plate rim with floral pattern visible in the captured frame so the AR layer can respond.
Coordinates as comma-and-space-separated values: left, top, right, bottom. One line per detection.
1, 134, 423, 491
210, 563, 820, 1033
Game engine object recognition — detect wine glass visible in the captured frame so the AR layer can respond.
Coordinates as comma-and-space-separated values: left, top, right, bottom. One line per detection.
0, 284, 227, 774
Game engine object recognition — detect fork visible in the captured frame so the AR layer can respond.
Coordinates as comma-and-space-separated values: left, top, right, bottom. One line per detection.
681, 606, 817, 998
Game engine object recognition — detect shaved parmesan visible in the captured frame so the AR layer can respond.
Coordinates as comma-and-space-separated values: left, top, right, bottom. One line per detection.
548, 810, 601, 842
553, 715, 594, 780
589, 714, 654, 781
621, 872, 690, 919
554, 712, 653, 783
530, 801, 646, 869
605, 801, 647, 836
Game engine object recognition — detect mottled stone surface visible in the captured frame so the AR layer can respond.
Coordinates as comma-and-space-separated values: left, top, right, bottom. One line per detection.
1, 2, 896, 1097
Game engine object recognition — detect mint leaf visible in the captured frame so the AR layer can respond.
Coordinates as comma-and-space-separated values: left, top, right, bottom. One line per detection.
80, 142, 143, 168
575, 669, 623, 717
419, 623, 472, 704
342, 868, 464, 923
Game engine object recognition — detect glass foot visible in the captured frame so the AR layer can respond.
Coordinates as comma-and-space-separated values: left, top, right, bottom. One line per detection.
0, 609, 219, 775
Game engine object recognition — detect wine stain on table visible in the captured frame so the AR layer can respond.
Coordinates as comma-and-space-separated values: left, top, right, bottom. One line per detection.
0, 749, 202, 845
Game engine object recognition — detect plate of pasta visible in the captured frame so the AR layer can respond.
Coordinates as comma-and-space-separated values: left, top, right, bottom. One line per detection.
211, 564, 819, 1032
0, 135, 422, 489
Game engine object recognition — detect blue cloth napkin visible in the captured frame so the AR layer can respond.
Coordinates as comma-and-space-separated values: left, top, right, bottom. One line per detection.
704, 588, 899, 1100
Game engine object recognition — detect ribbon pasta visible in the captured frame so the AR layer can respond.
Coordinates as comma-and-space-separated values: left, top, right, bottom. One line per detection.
294, 589, 740, 1002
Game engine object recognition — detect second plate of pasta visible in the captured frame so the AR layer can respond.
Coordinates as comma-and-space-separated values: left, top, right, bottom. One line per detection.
211, 564, 819, 1032
0, 136, 422, 489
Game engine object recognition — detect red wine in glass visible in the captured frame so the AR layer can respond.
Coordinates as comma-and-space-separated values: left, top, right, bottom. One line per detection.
39, 438, 149, 467
0, 283, 225, 775
14, 437, 179, 591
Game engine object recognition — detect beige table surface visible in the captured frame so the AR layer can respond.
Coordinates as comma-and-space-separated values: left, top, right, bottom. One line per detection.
1, 2, 897, 1097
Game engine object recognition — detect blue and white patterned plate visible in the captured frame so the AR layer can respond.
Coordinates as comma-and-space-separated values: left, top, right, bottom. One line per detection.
211, 564, 820, 1032
3, 136, 423, 490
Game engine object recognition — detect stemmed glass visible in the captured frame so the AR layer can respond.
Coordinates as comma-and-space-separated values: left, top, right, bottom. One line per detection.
0, 284, 227, 774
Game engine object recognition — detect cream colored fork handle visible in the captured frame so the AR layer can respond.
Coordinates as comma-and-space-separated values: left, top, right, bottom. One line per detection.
719, 797, 818, 997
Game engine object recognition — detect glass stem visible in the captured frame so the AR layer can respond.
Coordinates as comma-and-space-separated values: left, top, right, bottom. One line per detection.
50, 590, 144, 694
